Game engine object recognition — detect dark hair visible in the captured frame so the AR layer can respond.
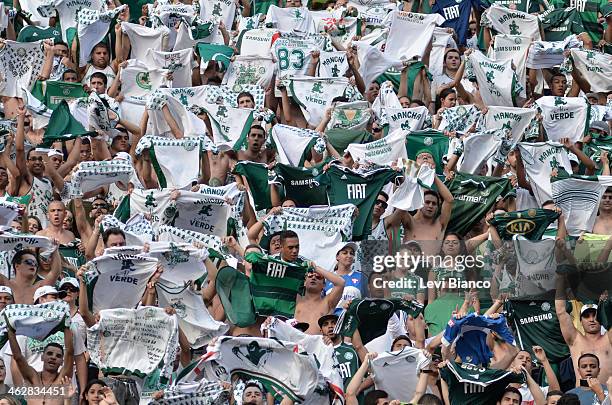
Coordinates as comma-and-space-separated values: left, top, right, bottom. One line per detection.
91, 42, 109, 55
435, 88, 456, 111
440, 232, 469, 257
237, 92, 254, 103
364, 390, 388, 405
90, 72, 107, 86
11, 250, 38, 269
332, 96, 349, 103
445, 49, 461, 61
499, 387, 522, 403
244, 244, 263, 253
547, 390, 564, 398
281, 197, 297, 206
249, 125, 266, 136
27, 215, 42, 231
423, 189, 441, 206
578, 353, 599, 367
26, 148, 40, 160
378, 191, 389, 201
410, 99, 426, 107
280, 230, 299, 245
418, 394, 444, 405
556, 394, 580, 405
550, 71, 566, 82
102, 228, 125, 245
43, 342, 64, 354
62, 69, 77, 79
391, 335, 412, 349
82, 379, 108, 403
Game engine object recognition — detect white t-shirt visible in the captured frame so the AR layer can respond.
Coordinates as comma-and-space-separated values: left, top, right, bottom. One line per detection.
519, 384, 549, 405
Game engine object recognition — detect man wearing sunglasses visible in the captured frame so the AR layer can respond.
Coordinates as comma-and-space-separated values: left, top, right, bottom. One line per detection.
369, 191, 410, 242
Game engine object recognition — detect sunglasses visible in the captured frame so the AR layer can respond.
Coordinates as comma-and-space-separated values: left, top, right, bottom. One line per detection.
372, 127, 382, 132
92, 203, 108, 210
21, 258, 38, 267
375, 200, 388, 209
60, 287, 79, 293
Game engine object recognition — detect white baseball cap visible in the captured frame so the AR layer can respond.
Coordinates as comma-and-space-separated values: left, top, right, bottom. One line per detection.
336, 241, 358, 255
59, 277, 79, 290
47, 149, 63, 158
580, 304, 598, 316
33, 286, 67, 304
0, 286, 13, 296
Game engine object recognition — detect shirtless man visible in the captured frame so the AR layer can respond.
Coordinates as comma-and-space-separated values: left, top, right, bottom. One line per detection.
0, 248, 61, 304
236, 126, 275, 164
282, 231, 345, 334
8, 321, 73, 405
368, 191, 409, 241
555, 274, 612, 385
15, 106, 64, 228
37, 200, 75, 245
592, 188, 612, 235
402, 159, 454, 255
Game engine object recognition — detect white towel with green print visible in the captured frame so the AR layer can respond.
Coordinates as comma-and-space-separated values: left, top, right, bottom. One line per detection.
327, 101, 372, 131
165, 190, 231, 238
77, 6, 127, 67
0, 301, 71, 347
145, 89, 208, 138
270, 124, 324, 167
147, 241, 209, 286
385, 106, 429, 133
223, 55, 275, 90
0, 232, 54, 254
346, 128, 408, 166
198, 101, 255, 151
120, 60, 168, 104
71, 160, 134, 197
157, 224, 224, 253
100, 214, 155, 246
372, 81, 402, 126
121, 22, 170, 62
290, 76, 349, 127
466, 50, 522, 107
160, 84, 265, 109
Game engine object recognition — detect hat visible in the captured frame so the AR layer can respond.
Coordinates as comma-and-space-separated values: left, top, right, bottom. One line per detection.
47, 149, 63, 158
585, 92, 599, 100
580, 304, 598, 317
0, 286, 13, 296
589, 121, 609, 134
318, 314, 339, 328
286, 318, 310, 333
336, 241, 358, 255
33, 286, 67, 303
59, 277, 79, 290
568, 152, 579, 164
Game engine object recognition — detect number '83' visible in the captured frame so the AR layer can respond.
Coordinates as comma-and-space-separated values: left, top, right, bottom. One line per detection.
276, 48, 305, 70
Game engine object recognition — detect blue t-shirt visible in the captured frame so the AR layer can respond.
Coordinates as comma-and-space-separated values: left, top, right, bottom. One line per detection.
325, 270, 369, 315
566, 386, 608, 405
432, 0, 476, 46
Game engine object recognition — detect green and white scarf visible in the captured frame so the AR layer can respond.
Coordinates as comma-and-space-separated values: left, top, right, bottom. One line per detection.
526, 36, 581, 69
439, 105, 481, 133
206, 336, 320, 402
482, 4, 541, 40
567, 49, 612, 93
198, 102, 254, 151
199, 0, 237, 38
77, 6, 127, 67
114, 188, 174, 231
22, 87, 52, 130
346, 128, 408, 166
489, 34, 531, 98
236, 28, 277, 57
327, 101, 372, 131
0, 232, 54, 254
161, 84, 265, 110
290, 77, 349, 127
136, 136, 204, 189
262, 204, 356, 269
387, 162, 436, 211
0, 40, 45, 97
385, 106, 429, 133
156, 283, 228, 348
157, 224, 224, 254
148, 242, 209, 286
372, 81, 401, 126
146, 90, 208, 138
147, 48, 195, 88
85, 253, 159, 312
535, 96, 590, 143
165, 190, 232, 237
265, 5, 315, 34
120, 61, 168, 105
173, 20, 215, 52
155, 381, 230, 404
272, 33, 326, 81
0, 301, 70, 347
71, 160, 134, 197
223, 55, 275, 91
467, 50, 522, 107
88, 307, 179, 380
481, 106, 536, 146
457, 129, 505, 174
318, 51, 349, 78
270, 124, 323, 167
101, 213, 155, 244
385, 11, 445, 60
354, 41, 404, 86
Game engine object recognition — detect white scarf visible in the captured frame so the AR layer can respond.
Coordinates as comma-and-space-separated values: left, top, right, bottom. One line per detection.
146, 89, 208, 138
270, 124, 322, 167
385, 11, 445, 60
430, 28, 453, 77
157, 224, 224, 253
145, 48, 194, 88
483, 4, 541, 40
71, 160, 134, 197
457, 130, 504, 174
87, 307, 179, 380
117, 188, 174, 231
120, 60, 168, 104
482, 106, 536, 146
0, 301, 70, 345
85, 253, 158, 312
490, 34, 531, 98
223, 55, 274, 90
100, 214, 155, 246
467, 50, 521, 107
77, 6, 127, 67
121, 22, 170, 62
569, 49, 612, 93
168, 190, 232, 237
346, 128, 408, 165
289, 76, 349, 127
353, 41, 404, 86
160, 84, 265, 109
156, 283, 229, 348
0, 232, 54, 254
0, 40, 45, 97
385, 106, 429, 133
327, 101, 372, 131
147, 242, 209, 286
38, 0, 104, 41
237, 28, 277, 57
265, 6, 315, 34
372, 81, 401, 126
136, 136, 204, 189
513, 237, 556, 296
199, 0, 237, 40
173, 20, 216, 52
526, 35, 581, 69
318, 51, 349, 78
262, 204, 356, 270
272, 34, 321, 81
199, 101, 255, 151
387, 162, 435, 211
535, 96, 590, 143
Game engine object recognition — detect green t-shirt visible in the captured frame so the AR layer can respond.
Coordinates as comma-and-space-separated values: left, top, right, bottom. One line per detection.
333, 342, 360, 390
232, 161, 272, 211
273, 163, 328, 207
440, 361, 525, 405
504, 299, 570, 362
17, 26, 62, 43
562, 0, 608, 42
446, 172, 513, 236
320, 165, 397, 240
245, 251, 309, 318
539, 7, 587, 40
490, 208, 560, 240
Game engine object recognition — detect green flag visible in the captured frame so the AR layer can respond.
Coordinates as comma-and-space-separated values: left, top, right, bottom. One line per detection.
325, 128, 373, 155
215, 266, 257, 327
196, 43, 235, 72
16, 26, 62, 43
41, 100, 94, 147
489, 208, 560, 240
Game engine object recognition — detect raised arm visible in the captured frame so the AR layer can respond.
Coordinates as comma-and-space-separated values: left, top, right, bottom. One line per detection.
554, 273, 578, 345
7, 326, 37, 384
434, 175, 454, 230
311, 261, 345, 312
77, 266, 97, 327
15, 105, 31, 185
58, 326, 74, 380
